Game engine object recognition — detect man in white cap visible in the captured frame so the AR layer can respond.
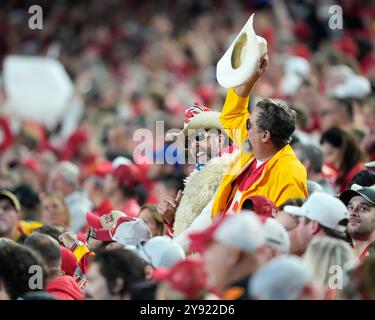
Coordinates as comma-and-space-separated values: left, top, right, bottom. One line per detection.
211, 16, 307, 218
248, 255, 324, 300
282, 192, 349, 256
157, 102, 236, 250
340, 184, 375, 259
263, 218, 290, 258
189, 211, 268, 300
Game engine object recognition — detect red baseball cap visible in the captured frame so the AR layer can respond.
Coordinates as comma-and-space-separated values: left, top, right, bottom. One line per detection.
86, 210, 128, 231
152, 259, 209, 300
95, 216, 151, 246
95, 161, 114, 177
60, 246, 78, 276
188, 214, 227, 254
242, 195, 279, 218
113, 164, 140, 189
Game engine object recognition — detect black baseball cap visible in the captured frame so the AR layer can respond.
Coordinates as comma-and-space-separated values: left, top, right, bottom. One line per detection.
339, 184, 375, 206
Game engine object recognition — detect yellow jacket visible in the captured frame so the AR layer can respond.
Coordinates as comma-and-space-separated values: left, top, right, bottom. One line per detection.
211, 89, 308, 217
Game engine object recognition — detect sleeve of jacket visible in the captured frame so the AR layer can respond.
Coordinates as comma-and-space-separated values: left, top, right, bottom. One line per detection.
273, 170, 308, 207
73, 244, 94, 275
219, 88, 250, 148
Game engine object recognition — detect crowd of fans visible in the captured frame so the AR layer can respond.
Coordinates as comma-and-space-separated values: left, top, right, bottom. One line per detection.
1, 0, 375, 300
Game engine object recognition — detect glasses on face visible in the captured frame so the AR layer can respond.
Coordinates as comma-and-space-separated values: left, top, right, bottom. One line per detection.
185, 129, 213, 150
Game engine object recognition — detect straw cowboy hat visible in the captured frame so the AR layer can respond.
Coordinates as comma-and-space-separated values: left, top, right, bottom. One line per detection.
168, 102, 222, 140
216, 13, 268, 89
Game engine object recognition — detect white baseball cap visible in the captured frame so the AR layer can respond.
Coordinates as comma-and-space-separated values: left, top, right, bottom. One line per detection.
96, 216, 152, 246
249, 255, 313, 300
284, 192, 348, 233
263, 218, 290, 253
189, 211, 266, 254
132, 236, 185, 268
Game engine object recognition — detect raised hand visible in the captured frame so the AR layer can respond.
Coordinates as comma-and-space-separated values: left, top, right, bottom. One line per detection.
156, 190, 183, 225
235, 53, 269, 97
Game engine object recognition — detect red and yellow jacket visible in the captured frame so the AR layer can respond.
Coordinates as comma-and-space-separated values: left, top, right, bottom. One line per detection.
211, 88, 308, 217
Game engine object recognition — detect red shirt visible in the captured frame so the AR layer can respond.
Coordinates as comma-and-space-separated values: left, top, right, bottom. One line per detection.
225, 160, 268, 213
93, 198, 113, 217
120, 198, 141, 218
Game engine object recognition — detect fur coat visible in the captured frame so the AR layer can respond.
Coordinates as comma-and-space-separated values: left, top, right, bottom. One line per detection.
173, 151, 237, 237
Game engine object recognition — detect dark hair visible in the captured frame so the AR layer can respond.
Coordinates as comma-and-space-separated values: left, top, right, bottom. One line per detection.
256, 99, 297, 149
24, 233, 61, 270
0, 242, 48, 299
295, 143, 324, 173
93, 249, 146, 298
349, 170, 375, 188
320, 127, 365, 185
33, 225, 64, 243
279, 198, 305, 210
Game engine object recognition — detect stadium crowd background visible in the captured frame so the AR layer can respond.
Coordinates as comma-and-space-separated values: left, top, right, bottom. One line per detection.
1, 0, 375, 300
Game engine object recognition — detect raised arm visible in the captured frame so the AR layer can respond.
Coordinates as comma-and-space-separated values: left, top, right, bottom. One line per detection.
219, 54, 269, 147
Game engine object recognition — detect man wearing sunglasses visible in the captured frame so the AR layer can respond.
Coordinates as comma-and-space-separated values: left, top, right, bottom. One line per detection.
158, 102, 237, 250
211, 54, 308, 217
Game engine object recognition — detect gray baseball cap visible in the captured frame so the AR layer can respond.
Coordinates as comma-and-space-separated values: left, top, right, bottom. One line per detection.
340, 184, 375, 206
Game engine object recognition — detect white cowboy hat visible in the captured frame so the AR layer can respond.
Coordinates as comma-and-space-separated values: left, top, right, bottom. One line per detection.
216, 13, 267, 89
167, 103, 222, 140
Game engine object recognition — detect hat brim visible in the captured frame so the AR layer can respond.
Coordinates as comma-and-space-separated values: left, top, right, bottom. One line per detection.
216, 13, 268, 89
339, 190, 375, 206
95, 228, 114, 242
86, 212, 102, 230
168, 111, 223, 141
283, 205, 306, 217
0, 190, 21, 211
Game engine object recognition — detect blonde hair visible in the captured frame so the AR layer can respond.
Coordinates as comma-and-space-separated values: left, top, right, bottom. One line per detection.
140, 204, 166, 236
40, 192, 71, 229
303, 236, 356, 286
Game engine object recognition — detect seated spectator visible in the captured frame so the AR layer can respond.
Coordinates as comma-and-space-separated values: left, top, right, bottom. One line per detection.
0, 190, 42, 243
85, 249, 146, 300
303, 236, 356, 299
320, 127, 366, 193
47, 161, 92, 232
189, 212, 268, 300
132, 236, 185, 273
340, 184, 375, 259
138, 204, 166, 237
294, 143, 335, 194
262, 218, 290, 259
248, 255, 324, 300
282, 192, 349, 256
83, 175, 113, 217
0, 239, 54, 300
24, 233, 84, 300
40, 192, 71, 230
154, 259, 211, 300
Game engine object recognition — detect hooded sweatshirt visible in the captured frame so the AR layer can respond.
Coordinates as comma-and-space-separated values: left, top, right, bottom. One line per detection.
46, 275, 84, 300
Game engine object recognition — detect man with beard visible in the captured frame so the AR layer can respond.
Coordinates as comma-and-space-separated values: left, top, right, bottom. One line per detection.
211, 54, 307, 217
340, 184, 375, 259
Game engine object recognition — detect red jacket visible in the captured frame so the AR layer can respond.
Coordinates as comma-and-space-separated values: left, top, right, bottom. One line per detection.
46, 276, 84, 300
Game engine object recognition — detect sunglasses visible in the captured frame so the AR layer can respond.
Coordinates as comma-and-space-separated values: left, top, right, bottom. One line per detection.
184, 129, 214, 150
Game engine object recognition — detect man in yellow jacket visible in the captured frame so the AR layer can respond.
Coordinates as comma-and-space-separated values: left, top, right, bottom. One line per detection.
212, 54, 308, 217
